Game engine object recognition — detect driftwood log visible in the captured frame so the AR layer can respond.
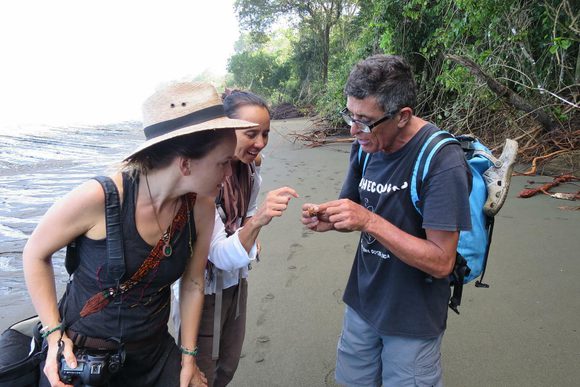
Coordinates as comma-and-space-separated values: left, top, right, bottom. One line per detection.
518, 174, 579, 198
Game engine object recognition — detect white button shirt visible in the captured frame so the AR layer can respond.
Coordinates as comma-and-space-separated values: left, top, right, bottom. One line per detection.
172, 165, 261, 302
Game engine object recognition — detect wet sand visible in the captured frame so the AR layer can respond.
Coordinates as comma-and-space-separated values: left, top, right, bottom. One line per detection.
2, 118, 579, 386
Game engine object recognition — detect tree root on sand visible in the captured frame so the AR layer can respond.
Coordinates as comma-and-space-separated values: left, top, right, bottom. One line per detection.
518, 174, 579, 205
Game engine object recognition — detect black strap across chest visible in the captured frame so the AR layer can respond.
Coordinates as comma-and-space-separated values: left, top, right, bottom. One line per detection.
65, 176, 125, 282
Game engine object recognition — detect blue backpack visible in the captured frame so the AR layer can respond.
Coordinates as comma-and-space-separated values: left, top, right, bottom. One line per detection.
359, 131, 496, 314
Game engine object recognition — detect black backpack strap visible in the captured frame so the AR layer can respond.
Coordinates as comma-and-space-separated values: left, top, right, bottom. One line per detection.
64, 241, 79, 275
93, 176, 125, 283
64, 176, 125, 281
448, 253, 471, 314
475, 216, 494, 288
61, 176, 125, 329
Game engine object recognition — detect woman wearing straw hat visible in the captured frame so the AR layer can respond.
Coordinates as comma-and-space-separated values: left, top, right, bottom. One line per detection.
173, 90, 298, 386
23, 82, 256, 387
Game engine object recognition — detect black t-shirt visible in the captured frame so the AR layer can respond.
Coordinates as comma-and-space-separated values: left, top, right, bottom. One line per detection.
339, 124, 472, 338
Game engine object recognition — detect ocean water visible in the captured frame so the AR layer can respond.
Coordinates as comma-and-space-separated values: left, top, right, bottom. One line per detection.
0, 122, 142, 296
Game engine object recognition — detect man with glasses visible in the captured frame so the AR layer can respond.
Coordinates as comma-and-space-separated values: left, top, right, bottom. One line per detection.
302, 55, 472, 386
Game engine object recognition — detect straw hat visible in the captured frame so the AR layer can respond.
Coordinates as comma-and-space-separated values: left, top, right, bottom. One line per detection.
124, 82, 257, 160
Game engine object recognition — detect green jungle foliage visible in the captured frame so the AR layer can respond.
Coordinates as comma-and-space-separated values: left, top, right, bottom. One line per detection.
228, 0, 578, 154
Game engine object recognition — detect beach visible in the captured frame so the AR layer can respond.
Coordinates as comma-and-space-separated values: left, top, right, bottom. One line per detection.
1, 118, 579, 386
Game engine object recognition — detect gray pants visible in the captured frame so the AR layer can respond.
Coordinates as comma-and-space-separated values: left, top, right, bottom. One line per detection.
197, 279, 248, 387
336, 306, 444, 387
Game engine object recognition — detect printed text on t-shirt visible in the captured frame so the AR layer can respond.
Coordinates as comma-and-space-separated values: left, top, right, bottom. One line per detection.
359, 177, 409, 194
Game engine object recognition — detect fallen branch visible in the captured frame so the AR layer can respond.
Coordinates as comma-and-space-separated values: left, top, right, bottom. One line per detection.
518, 174, 579, 198
288, 130, 353, 148
516, 149, 570, 176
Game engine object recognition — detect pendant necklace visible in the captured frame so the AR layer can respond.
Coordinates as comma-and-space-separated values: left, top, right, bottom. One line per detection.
145, 174, 180, 257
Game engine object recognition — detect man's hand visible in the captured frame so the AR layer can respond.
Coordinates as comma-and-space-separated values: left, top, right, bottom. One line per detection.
302, 199, 372, 233
301, 202, 334, 232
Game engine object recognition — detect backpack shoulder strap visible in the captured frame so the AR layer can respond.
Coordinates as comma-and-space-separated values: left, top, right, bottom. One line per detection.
93, 176, 125, 283
61, 176, 124, 329
64, 176, 125, 282
357, 145, 371, 176
410, 131, 458, 215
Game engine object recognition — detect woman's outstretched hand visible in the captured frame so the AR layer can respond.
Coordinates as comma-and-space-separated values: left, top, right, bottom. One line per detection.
253, 186, 299, 227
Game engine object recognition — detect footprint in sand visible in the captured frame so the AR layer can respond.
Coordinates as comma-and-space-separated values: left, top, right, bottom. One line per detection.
253, 351, 265, 363
287, 242, 304, 261
256, 292, 275, 326
343, 244, 354, 253
285, 264, 307, 288
253, 335, 271, 363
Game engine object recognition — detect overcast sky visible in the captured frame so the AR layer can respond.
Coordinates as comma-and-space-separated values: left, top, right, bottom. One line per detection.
0, 0, 240, 125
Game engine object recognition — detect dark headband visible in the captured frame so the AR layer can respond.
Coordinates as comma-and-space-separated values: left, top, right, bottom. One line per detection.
144, 104, 226, 140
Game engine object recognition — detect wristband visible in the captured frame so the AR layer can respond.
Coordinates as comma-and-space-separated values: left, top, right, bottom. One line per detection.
40, 323, 62, 338
179, 345, 198, 357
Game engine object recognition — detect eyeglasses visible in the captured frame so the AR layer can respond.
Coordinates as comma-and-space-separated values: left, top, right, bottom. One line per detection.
339, 107, 398, 133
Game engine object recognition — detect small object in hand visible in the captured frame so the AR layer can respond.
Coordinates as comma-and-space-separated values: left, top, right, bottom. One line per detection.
307, 207, 318, 217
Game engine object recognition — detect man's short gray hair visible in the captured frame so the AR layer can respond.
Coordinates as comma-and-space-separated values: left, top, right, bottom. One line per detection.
345, 55, 418, 113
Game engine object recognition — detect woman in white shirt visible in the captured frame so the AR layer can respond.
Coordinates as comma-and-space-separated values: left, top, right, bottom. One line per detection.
174, 90, 297, 386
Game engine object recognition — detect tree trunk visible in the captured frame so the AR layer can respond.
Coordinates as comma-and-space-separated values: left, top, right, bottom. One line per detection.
322, 23, 330, 85
575, 42, 580, 85
446, 54, 558, 133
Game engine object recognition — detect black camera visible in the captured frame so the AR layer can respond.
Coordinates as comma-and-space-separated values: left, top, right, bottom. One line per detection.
59, 347, 125, 386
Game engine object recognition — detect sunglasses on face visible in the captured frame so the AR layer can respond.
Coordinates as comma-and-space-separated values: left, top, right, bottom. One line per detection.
339, 107, 398, 133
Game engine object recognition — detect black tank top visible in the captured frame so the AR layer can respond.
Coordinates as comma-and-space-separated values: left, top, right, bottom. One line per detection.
63, 172, 196, 342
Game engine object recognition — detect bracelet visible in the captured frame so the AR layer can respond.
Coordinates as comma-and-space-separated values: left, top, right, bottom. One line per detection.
40, 323, 62, 338
179, 345, 198, 357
